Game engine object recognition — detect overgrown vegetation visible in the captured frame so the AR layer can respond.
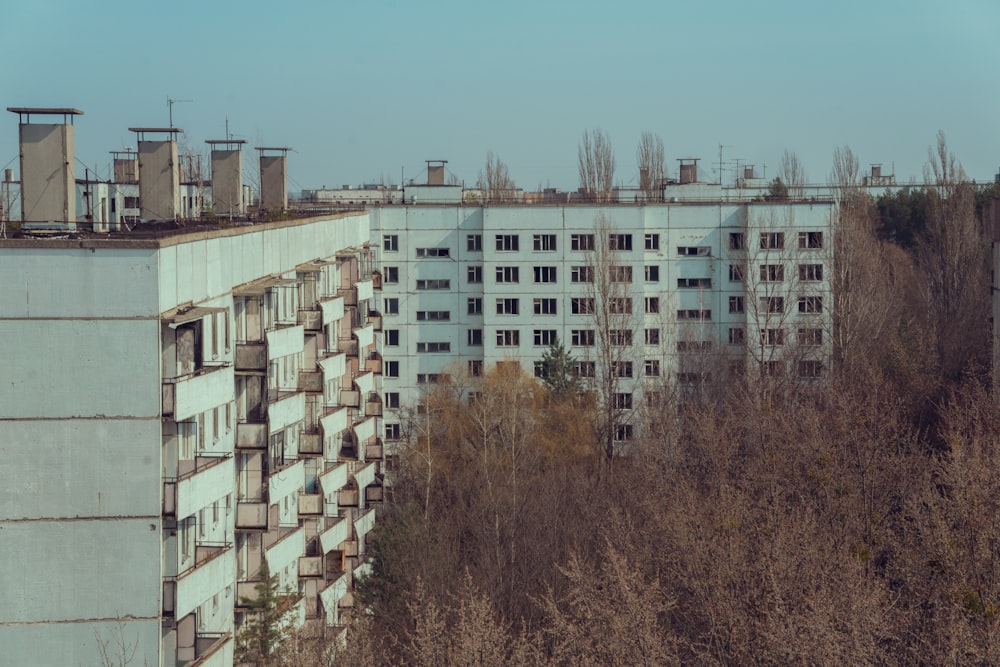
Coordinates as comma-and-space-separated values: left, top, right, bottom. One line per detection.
294, 136, 1000, 665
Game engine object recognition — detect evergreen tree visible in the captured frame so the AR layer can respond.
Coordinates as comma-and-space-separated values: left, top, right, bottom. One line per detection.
236, 562, 289, 667
539, 338, 580, 400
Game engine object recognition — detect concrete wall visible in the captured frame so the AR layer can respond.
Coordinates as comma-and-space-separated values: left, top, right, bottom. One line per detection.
19, 123, 74, 223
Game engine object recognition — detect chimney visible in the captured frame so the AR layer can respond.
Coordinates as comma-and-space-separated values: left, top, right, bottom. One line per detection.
7, 107, 83, 223
426, 159, 447, 186
678, 158, 699, 185
257, 147, 290, 212
207, 139, 246, 216
130, 127, 183, 221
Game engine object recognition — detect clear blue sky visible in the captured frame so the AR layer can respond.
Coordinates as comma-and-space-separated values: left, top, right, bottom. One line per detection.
2, 0, 997, 191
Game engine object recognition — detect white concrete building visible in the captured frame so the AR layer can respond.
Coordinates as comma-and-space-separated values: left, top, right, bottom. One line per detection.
0, 213, 383, 666
371, 199, 834, 445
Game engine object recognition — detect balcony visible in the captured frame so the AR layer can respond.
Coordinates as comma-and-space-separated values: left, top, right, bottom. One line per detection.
179, 632, 233, 667
175, 544, 235, 620
235, 342, 266, 371
356, 279, 374, 302
368, 313, 382, 331
340, 390, 360, 408
299, 556, 324, 578
236, 579, 264, 607
236, 501, 268, 530
269, 459, 305, 505
297, 309, 322, 331
174, 456, 234, 520
364, 398, 382, 417
336, 286, 358, 307
266, 526, 305, 577
319, 296, 345, 327
266, 325, 305, 360
319, 462, 349, 499
364, 355, 382, 374
365, 485, 384, 503
299, 493, 323, 516
298, 371, 323, 393
300, 432, 323, 455
235, 422, 267, 449
338, 337, 359, 358
354, 508, 376, 544
319, 573, 349, 625
365, 440, 383, 461
163, 365, 234, 421
338, 488, 359, 507
319, 517, 351, 554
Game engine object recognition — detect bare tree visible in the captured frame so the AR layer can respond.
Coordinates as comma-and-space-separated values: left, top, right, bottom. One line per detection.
578, 129, 616, 203
915, 131, 990, 380
477, 151, 517, 204
636, 131, 665, 201
778, 149, 807, 199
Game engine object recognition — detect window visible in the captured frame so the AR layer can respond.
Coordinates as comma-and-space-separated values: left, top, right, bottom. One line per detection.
729, 233, 745, 250
614, 424, 634, 441
383, 267, 399, 283
571, 329, 595, 346
534, 329, 557, 346
534, 298, 557, 315
468, 360, 484, 376
644, 233, 659, 250
612, 361, 633, 378
496, 234, 519, 251
534, 361, 546, 378
798, 360, 824, 378
760, 297, 785, 314
416, 278, 450, 290
609, 234, 633, 251
679, 372, 711, 384
644, 297, 659, 314
609, 266, 633, 283
645, 328, 660, 345
728, 327, 745, 345
799, 264, 823, 281
644, 359, 660, 377
468, 328, 483, 346
385, 361, 399, 378
496, 298, 519, 315
760, 232, 785, 250
729, 264, 745, 282
798, 327, 823, 346
384, 298, 399, 315
764, 361, 785, 376
496, 266, 519, 283
496, 329, 520, 346
575, 361, 596, 377
467, 266, 483, 283
610, 330, 633, 346
645, 265, 660, 282
534, 266, 557, 283
383, 234, 398, 252
416, 247, 450, 258
384, 329, 399, 346
677, 309, 712, 320
533, 234, 557, 251
468, 298, 483, 315
416, 310, 450, 321
798, 296, 823, 313
645, 391, 662, 407
417, 373, 443, 384
571, 297, 595, 314
385, 423, 401, 440
677, 341, 712, 352
571, 266, 594, 283
614, 393, 633, 409
609, 298, 633, 314
385, 392, 400, 409
468, 234, 482, 252
729, 296, 745, 313
760, 265, 785, 281
761, 329, 785, 346
677, 277, 712, 288
417, 342, 451, 353
729, 360, 746, 376
678, 246, 711, 256
571, 234, 595, 251
799, 231, 823, 249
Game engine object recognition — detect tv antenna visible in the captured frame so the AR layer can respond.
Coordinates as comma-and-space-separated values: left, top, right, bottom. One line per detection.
168, 97, 192, 128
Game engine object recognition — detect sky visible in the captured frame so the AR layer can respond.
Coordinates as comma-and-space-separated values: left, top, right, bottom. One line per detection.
2, 0, 998, 193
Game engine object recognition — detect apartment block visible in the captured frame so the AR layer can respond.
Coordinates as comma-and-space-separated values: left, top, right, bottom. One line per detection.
372, 200, 834, 445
